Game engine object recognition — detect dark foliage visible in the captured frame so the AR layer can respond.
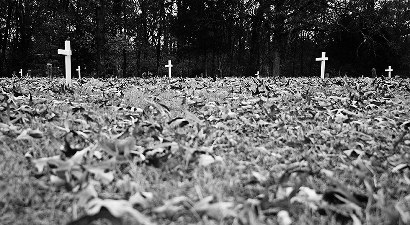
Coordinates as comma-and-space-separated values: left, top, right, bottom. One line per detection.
0, 0, 409, 77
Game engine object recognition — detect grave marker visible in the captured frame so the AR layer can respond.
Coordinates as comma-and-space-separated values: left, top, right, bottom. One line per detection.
165, 60, 173, 78
58, 40, 72, 87
47, 63, 53, 78
371, 68, 377, 78
19, 69, 23, 77
385, 66, 393, 78
316, 52, 328, 79
256, 71, 260, 79
76, 66, 81, 79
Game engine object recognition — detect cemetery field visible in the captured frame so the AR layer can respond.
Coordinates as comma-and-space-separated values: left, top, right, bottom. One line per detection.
1, 76, 410, 225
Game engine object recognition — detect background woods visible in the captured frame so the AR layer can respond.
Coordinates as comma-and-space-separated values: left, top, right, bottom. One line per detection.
0, 0, 409, 78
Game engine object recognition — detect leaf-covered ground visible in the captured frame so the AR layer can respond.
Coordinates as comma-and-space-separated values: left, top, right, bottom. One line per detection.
0, 76, 409, 225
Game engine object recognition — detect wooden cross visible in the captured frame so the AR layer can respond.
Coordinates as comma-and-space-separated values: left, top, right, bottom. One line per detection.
385, 66, 393, 78
58, 40, 72, 87
76, 66, 81, 79
255, 71, 260, 79
316, 52, 328, 79
19, 69, 23, 77
165, 60, 173, 78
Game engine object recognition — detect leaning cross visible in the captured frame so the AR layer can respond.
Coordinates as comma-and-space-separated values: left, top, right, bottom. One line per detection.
58, 40, 72, 87
165, 60, 173, 78
256, 71, 260, 79
316, 52, 328, 79
385, 66, 393, 78
76, 66, 81, 79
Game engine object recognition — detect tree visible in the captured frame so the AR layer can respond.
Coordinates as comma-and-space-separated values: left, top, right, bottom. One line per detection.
246, 0, 329, 77
0, 0, 408, 78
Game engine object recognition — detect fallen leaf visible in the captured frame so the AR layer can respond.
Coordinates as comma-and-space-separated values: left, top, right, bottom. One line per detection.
16, 128, 43, 140
351, 213, 362, 225
395, 195, 410, 224
77, 184, 98, 207
251, 171, 269, 183
50, 174, 66, 186
290, 186, 322, 210
85, 166, 114, 184
153, 196, 190, 216
391, 163, 409, 173
193, 196, 237, 220
277, 210, 292, 225
168, 117, 189, 128
67, 206, 122, 225
129, 192, 154, 208
86, 198, 155, 225
32, 155, 62, 173
197, 154, 214, 166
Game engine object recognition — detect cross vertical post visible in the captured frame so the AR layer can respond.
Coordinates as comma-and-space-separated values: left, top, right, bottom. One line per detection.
58, 40, 72, 87
165, 60, 173, 78
315, 52, 328, 79
385, 66, 393, 78
76, 66, 81, 79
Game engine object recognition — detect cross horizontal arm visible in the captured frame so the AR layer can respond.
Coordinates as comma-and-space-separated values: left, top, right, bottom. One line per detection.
58, 49, 72, 56
316, 56, 328, 61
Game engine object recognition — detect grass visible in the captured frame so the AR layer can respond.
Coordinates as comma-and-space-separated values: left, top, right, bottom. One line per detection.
0, 76, 409, 225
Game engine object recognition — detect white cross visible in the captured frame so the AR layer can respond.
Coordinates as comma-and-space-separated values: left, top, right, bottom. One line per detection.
76, 66, 81, 79
19, 69, 23, 77
316, 52, 328, 79
58, 40, 72, 87
385, 66, 393, 78
165, 60, 173, 78
255, 71, 260, 79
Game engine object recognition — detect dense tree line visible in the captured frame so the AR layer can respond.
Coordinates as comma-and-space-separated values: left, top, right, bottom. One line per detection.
0, 0, 409, 78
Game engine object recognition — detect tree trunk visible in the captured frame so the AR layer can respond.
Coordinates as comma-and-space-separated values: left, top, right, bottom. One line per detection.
139, 0, 149, 77
203, 49, 208, 77
122, 49, 126, 77
247, 0, 280, 77
211, 48, 216, 78
136, 44, 141, 77
122, 0, 127, 77
229, 35, 234, 77
96, 0, 106, 77
16, 1, 33, 73
156, 2, 165, 77
273, 51, 281, 77
156, 37, 161, 77
292, 44, 296, 77
0, 1, 13, 75
248, 10, 263, 77
301, 35, 305, 77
